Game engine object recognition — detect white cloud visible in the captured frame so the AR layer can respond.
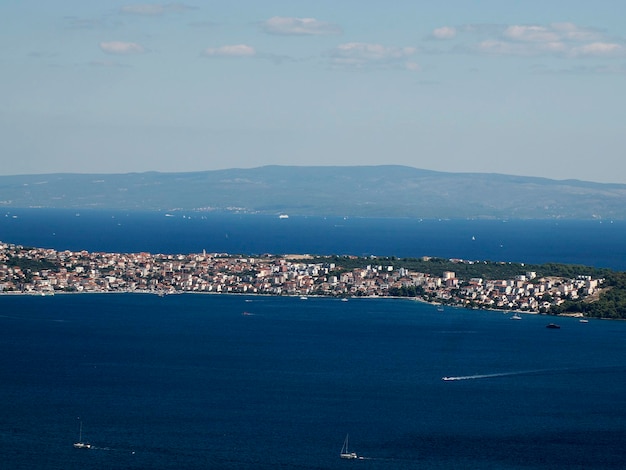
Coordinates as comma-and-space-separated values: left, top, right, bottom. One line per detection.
538, 41, 568, 54
550, 23, 600, 42
441, 22, 625, 60
99, 41, 145, 54
120, 3, 193, 16
432, 26, 457, 40
477, 38, 567, 56
569, 42, 625, 57
203, 44, 256, 58
261, 16, 341, 36
329, 42, 417, 69
504, 25, 560, 43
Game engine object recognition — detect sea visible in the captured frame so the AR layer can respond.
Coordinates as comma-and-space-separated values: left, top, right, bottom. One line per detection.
1, 209, 626, 469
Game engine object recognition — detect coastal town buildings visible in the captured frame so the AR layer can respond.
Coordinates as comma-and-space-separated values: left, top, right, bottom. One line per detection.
0, 241, 603, 314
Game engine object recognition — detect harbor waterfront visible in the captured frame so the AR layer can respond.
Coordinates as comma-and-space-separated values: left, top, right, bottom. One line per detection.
0, 240, 606, 316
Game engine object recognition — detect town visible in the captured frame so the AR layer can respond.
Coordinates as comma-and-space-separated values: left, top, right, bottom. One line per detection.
0, 241, 602, 314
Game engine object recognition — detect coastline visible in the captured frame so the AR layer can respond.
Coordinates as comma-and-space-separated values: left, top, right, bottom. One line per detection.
0, 289, 569, 319
4, 288, 621, 323
0, 239, 613, 319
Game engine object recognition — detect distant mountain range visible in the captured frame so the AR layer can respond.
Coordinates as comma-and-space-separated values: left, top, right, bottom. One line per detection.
1, 166, 625, 219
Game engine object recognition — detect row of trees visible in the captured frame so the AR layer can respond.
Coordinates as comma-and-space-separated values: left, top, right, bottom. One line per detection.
319, 255, 613, 281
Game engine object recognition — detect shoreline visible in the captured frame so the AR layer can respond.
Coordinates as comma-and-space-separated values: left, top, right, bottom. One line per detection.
1, 239, 615, 319
0, 289, 578, 320
4, 289, 617, 321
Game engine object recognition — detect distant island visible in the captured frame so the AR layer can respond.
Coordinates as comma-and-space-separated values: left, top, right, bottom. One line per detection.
1, 165, 626, 219
2, 241, 625, 319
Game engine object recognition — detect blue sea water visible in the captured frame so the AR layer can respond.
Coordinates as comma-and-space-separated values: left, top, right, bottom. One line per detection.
1, 209, 626, 469
2, 208, 626, 269
0, 294, 625, 469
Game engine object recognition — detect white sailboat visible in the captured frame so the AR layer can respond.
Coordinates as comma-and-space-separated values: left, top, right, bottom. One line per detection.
340, 434, 358, 459
73, 419, 91, 449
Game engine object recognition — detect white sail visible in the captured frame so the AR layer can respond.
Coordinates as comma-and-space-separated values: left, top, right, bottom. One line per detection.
73, 419, 91, 449
340, 434, 358, 459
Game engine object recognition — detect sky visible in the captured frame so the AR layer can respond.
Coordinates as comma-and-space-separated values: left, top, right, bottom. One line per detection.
1, 1, 626, 183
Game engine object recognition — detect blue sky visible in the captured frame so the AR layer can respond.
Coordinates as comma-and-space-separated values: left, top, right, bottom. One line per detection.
1, 1, 625, 183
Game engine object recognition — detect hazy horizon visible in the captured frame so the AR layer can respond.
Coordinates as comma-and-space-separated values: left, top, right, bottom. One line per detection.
1, 164, 625, 186
2, 1, 626, 183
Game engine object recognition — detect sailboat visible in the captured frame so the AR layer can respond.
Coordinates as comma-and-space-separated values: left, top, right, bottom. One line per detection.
73, 419, 91, 449
340, 434, 358, 459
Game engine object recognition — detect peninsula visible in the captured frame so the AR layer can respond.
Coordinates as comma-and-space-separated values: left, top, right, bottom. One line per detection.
2, 241, 624, 319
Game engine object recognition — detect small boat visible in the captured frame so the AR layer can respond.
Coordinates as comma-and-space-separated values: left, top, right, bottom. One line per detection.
437, 305, 444, 312
579, 319, 589, 323
510, 313, 522, 320
278, 214, 289, 219
546, 323, 561, 329
341, 298, 348, 302
340, 434, 358, 459
299, 296, 308, 300
73, 420, 91, 449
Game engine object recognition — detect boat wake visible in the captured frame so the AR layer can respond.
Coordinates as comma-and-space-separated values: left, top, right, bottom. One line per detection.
89, 446, 136, 454
442, 369, 555, 381
442, 365, 626, 382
